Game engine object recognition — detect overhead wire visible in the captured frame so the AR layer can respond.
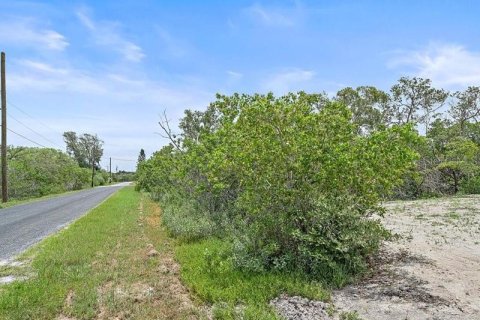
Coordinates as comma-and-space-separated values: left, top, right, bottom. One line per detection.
5, 101, 137, 163
7, 128, 49, 148
111, 158, 136, 162
7, 113, 63, 149
7, 100, 63, 136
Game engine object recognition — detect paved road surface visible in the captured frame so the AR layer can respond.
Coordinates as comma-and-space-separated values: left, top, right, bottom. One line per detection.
0, 183, 129, 261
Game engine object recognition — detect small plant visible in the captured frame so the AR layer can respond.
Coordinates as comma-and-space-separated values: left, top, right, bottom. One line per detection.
340, 310, 363, 320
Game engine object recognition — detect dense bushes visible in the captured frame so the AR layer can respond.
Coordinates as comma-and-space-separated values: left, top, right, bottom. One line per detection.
137, 92, 419, 281
3, 147, 91, 200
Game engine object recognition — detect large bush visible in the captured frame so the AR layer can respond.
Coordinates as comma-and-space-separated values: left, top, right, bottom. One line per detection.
4, 147, 90, 200
137, 92, 419, 280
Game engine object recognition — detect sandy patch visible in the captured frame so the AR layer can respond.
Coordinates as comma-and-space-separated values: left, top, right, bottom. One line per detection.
331, 196, 480, 319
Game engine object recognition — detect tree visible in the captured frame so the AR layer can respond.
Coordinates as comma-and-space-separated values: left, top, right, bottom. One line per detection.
391, 77, 448, 133
335, 86, 392, 134
138, 93, 420, 280
63, 131, 88, 167
6, 147, 90, 199
450, 86, 480, 134
137, 149, 146, 164
437, 138, 479, 193
63, 132, 104, 187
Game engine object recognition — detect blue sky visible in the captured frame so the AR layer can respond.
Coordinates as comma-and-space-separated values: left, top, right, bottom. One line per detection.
1, 0, 479, 171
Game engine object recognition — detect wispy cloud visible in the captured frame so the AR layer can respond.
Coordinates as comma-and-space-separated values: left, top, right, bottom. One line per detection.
76, 7, 145, 62
0, 18, 68, 51
388, 43, 480, 89
261, 68, 315, 94
244, 2, 304, 27
227, 70, 243, 79
10, 59, 211, 107
8, 57, 213, 170
156, 27, 189, 58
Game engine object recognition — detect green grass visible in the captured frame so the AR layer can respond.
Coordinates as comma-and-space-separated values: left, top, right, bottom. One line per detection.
0, 187, 330, 319
0, 187, 202, 320
175, 238, 330, 319
446, 211, 460, 220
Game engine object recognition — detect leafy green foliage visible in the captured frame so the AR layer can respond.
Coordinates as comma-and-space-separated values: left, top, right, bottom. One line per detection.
437, 138, 479, 193
63, 131, 104, 169
137, 92, 419, 280
176, 238, 328, 319
4, 147, 90, 200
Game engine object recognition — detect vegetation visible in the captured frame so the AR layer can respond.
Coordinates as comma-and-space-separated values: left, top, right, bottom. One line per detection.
3, 146, 90, 200
0, 131, 109, 202
113, 170, 136, 182
176, 238, 328, 319
63, 132, 104, 169
63, 131, 104, 187
0, 187, 203, 320
137, 91, 419, 283
138, 77, 480, 288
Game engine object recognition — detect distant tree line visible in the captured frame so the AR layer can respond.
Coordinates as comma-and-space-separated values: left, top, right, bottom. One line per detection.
0, 131, 108, 202
333, 78, 480, 198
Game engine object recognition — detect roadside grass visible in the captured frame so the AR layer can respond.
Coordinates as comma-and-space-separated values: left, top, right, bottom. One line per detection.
1, 186, 331, 319
175, 238, 330, 319
0, 187, 202, 320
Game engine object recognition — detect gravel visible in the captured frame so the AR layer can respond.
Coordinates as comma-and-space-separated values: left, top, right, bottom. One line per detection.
270, 295, 334, 320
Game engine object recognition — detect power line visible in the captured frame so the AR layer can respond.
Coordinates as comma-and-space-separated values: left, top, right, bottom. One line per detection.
7, 113, 62, 149
7, 101, 63, 136
7, 128, 48, 148
111, 157, 136, 162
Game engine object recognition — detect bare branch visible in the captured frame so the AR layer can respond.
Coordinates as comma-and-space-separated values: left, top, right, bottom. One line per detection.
157, 110, 182, 151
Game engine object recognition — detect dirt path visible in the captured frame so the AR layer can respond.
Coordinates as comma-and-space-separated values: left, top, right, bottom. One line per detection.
332, 196, 480, 319
90, 195, 206, 320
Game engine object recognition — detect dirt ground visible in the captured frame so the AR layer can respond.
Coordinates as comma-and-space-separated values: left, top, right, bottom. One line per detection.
332, 196, 480, 320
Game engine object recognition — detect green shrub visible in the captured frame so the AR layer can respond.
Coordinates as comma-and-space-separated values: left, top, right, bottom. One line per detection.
137, 93, 419, 281
161, 195, 215, 242
93, 174, 105, 186
4, 147, 90, 199
460, 175, 480, 194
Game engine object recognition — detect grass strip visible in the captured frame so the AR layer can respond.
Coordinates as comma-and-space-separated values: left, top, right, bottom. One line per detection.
175, 238, 330, 319
0, 187, 201, 320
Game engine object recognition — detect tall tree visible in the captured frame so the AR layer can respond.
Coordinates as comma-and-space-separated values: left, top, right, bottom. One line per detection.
138, 149, 146, 163
391, 77, 448, 133
63, 131, 88, 167
335, 86, 392, 134
450, 86, 480, 134
137, 149, 146, 169
63, 132, 104, 187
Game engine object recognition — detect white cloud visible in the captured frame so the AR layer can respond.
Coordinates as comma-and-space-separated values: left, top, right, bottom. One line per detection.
0, 19, 68, 51
10, 59, 211, 107
246, 3, 295, 27
76, 7, 145, 62
227, 70, 243, 79
261, 68, 315, 94
8, 58, 213, 171
388, 43, 480, 89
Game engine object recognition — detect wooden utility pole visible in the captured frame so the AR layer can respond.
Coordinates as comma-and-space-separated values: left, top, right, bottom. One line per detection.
1, 52, 7, 203
109, 157, 112, 183
91, 160, 95, 188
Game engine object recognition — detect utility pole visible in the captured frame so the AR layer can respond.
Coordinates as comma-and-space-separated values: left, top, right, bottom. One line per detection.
1, 52, 7, 203
91, 161, 95, 188
109, 157, 112, 184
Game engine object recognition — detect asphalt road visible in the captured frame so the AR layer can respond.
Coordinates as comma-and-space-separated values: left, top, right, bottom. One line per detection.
0, 183, 129, 261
